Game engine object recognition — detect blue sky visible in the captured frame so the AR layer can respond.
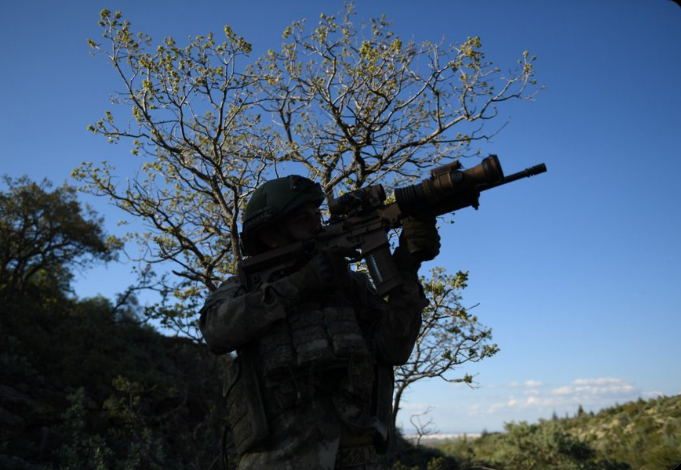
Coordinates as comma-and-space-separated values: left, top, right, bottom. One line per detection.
1, 0, 680, 434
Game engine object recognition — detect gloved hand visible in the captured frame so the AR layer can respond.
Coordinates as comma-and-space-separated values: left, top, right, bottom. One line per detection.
288, 245, 358, 295
400, 214, 441, 262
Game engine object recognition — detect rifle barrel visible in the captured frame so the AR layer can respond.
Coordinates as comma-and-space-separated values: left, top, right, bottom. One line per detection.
480, 163, 547, 191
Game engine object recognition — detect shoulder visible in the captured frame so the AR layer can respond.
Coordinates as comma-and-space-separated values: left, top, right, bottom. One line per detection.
200, 275, 244, 313
214, 275, 244, 297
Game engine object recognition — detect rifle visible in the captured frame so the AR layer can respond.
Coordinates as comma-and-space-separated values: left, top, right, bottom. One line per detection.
238, 155, 547, 296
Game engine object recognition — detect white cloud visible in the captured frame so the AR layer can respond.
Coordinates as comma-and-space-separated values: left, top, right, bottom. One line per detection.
508, 379, 544, 388
552, 386, 574, 396
481, 377, 643, 417
573, 378, 623, 386
550, 377, 635, 399
398, 402, 432, 413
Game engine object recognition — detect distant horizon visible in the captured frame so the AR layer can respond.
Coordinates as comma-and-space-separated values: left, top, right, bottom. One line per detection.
400, 390, 678, 436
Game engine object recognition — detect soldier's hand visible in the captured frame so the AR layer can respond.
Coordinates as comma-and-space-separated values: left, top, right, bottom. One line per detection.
312, 245, 359, 284
289, 245, 358, 294
400, 214, 441, 262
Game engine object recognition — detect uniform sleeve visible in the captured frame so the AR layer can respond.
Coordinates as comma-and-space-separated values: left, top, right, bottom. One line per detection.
199, 275, 301, 355
353, 270, 428, 366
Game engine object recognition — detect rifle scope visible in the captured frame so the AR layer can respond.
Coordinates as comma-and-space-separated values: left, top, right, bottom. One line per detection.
394, 155, 505, 216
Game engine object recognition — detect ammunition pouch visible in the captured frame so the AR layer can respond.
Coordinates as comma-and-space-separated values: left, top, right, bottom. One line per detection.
258, 305, 370, 382
224, 351, 269, 455
257, 320, 296, 378
289, 306, 337, 368
323, 306, 370, 361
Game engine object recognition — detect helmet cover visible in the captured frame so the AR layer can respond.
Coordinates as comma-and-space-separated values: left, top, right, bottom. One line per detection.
241, 175, 325, 254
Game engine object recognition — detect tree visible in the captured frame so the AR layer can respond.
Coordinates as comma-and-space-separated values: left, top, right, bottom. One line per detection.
0, 175, 121, 296
393, 268, 499, 431
75, 3, 539, 421
0, 180, 228, 467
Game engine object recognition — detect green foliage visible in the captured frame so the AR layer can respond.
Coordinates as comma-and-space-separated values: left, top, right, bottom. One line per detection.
0, 182, 230, 469
1, 276, 230, 468
383, 432, 461, 470
56, 389, 115, 470
567, 396, 681, 470
0, 175, 121, 296
436, 395, 681, 470
78, 6, 266, 316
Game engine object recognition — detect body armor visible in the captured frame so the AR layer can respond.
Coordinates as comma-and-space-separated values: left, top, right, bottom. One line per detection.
226, 292, 375, 454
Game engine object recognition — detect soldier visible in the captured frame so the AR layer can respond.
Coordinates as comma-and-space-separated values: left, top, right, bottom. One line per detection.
199, 175, 440, 469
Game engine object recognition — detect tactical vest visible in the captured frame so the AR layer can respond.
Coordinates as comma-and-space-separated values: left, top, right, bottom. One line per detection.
225, 296, 376, 454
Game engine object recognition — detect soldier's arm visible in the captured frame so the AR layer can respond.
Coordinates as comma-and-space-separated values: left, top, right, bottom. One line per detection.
200, 249, 341, 354
199, 275, 301, 354
352, 269, 427, 366
369, 215, 439, 364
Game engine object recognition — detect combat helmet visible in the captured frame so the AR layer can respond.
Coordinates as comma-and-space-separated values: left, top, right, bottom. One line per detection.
241, 175, 325, 255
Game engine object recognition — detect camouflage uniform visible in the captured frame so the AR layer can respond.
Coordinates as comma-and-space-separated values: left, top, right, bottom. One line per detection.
200, 261, 427, 469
